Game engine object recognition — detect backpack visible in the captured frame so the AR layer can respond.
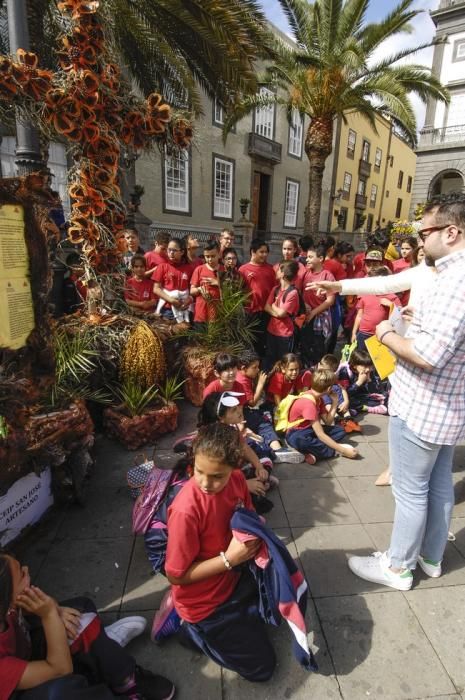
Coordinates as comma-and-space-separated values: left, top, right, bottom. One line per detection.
273, 284, 307, 330
274, 392, 316, 432
132, 466, 176, 535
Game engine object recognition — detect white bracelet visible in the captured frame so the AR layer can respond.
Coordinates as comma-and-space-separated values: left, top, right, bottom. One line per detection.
220, 551, 232, 570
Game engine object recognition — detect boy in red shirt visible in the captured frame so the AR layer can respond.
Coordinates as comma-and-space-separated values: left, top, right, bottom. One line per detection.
264, 260, 300, 371
285, 369, 358, 464
351, 266, 400, 351
301, 243, 336, 366
165, 423, 276, 682
145, 230, 169, 278
239, 239, 277, 357
152, 237, 193, 322
190, 240, 222, 330
124, 255, 157, 314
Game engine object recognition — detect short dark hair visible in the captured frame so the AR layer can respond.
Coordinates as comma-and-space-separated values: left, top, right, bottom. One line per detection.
198, 392, 237, 426
307, 242, 327, 258
222, 247, 238, 259
319, 354, 339, 371
250, 238, 269, 254
279, 259, 299, 282
371, 229, 391, 251
298, 235, 315, 253
214, 352, 238, 373
155, 231, 170, 246
239, 349, 260, 369
193, 423, 242, 468
204, 239, 220, 253
334, 241, 354, 257
131, 254, 146, 268
349, 348, 373, 368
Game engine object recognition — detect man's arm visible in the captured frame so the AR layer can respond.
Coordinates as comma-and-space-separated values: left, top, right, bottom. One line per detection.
376, 321, 434, 371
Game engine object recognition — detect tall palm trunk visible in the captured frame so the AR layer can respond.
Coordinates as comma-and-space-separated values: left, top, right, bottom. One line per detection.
304, 116, 334, 236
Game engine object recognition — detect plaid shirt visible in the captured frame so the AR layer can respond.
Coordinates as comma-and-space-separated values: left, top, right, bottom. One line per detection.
389, 249, 465, 445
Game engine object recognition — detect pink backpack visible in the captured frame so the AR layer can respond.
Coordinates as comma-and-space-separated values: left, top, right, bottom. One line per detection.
132, 467, 174, 535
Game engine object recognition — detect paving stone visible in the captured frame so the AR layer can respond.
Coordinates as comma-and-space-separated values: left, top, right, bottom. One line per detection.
36, 537, 133, 612
121, 536, 170, 611
449, 517, 465, 559
330, 442, 388, 477
355, 414, 390, 441
405, 587, 465, 692
273, 459, 334, 480
262, 489, 289, 528
293, 524, 394, 598
364, 522, 465, 589
127, 611, 222, 700
14, 506, 68, 578
371, 440, 390, 465
337, 475, 395, 524
316, 592, 456, 699
279, 478, 360, 528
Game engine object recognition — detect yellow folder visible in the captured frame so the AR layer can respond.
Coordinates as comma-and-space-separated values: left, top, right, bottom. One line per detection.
364, 335, 396, 380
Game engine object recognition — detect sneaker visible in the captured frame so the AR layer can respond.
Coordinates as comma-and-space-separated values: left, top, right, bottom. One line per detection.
105, 616, 147, 647
134, 666, 175, 700
273, 447, 305, 464
151, 590, 182, 643
340, 418, 362, 434
304, 453, 317, 465
348, 551, 413, 591
417, 554, 442, 578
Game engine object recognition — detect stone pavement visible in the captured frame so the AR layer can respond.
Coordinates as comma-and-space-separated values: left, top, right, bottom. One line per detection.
17, 403, 465, 700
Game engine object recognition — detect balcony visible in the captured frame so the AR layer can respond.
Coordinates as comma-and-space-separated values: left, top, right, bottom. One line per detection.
248, 132, 282, 163
355, 194, 367, 209
358, 158, 372, 177
419, 124, 465, 149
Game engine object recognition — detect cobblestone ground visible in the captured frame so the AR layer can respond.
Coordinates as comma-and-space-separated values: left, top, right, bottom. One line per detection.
17, 402, 465, 700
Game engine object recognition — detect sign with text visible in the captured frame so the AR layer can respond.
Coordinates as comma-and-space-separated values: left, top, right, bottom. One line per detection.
0, 468, 54, 546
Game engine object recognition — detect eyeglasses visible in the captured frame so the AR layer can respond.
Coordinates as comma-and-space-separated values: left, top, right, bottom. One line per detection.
417, 224, 452, 242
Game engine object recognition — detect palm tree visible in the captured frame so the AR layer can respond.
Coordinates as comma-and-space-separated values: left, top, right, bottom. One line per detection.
0, 0, 272, 114
225, 0, 449, 235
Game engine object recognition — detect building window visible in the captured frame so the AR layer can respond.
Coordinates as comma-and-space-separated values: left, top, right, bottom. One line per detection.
337, 206, 348, 230
362, 139, 370, 162
395, 198, 402, 218
213, 155, 234, 219
284, 179, 299, 228
342, 171, 352, 197
370, 184, 377, 207
254, 87, 275, 140
357, 179, 366, 196
407, 175, 412, 193
347, 129, 356, 157
213, 98, 224, 126
164, 149, 190, 213
288, 109, 303, 158
398, 170, 404, 188
452, 39, 465, 62
366, 214, 374, 232
374, 147, 382, 171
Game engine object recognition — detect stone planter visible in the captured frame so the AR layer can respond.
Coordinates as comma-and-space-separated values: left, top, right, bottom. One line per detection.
103, 402, 179, 450
182, 350, 215, 407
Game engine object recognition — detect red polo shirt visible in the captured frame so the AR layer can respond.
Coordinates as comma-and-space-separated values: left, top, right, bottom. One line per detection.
238, 262, 277, 313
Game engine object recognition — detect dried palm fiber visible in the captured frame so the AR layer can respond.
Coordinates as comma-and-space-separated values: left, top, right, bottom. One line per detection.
120, 321, 166, 389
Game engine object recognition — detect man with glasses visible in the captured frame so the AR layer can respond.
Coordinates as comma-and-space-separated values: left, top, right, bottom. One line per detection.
348, 198, 465, 590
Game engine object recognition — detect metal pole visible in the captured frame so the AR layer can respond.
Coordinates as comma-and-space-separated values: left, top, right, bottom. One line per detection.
6, 0, 45, 174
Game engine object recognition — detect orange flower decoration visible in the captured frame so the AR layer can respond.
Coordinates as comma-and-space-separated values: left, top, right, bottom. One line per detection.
70, 182, 106, 217
58, 41, 97, 72
16, 49, 39, 70
81, 70, 100, 94
146, 93, 171, 123
45, 88, 65, 109
172, 119, 194, 149
58, 1, 99, 20
82, 123, 100, 143
143, 116, 166, 136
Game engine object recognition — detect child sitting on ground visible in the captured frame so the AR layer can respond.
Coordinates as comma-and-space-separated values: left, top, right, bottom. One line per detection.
165, 423, 277, 683
284, 369, 358, 464
124, 255, 157, 314
337, 348, 389, 415
351, 266, 401, 351
264, 260, 300, 371
203, 353, 246, 402
266, 353, 312, 407
0, 553, 175, 700
318, 354, 361, 433
236, 350, 303, 463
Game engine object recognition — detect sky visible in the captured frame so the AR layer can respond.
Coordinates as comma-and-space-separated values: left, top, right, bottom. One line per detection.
260, 0, 440, 131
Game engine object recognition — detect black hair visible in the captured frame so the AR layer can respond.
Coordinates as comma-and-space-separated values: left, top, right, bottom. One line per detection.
349, 348, 373, 368
334, 241, 354, 257
168, 237, 184, 250
250, 238, 269, 254
131, 254, 146, 268
402, 236, 418, 250
307, 242, 327, 258
0, 554, 13, 624
371, 229, 391, 251
271, 352, 301, 376
214, 352, 238, 373
282, 236, 298, 251
154, 230, 170, 245
279, 259, 298, 281
204, 239, 220, 253
298, 235, 315, 252
193, 423, 242, 469
198, 392, 237, 426
239, 349, 260, 369
424, 195, 465, 229
222, 247, 238, 259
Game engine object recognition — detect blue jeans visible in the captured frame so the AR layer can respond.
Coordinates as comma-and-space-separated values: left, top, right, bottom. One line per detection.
388, 416, 455, 569
286, 424, 346, 459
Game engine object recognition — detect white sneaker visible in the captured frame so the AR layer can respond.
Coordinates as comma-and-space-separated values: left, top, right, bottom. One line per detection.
274, 447, 305, 463
348, 551, 413, 591
105, 616, 147, 646
417, 555, 442, 578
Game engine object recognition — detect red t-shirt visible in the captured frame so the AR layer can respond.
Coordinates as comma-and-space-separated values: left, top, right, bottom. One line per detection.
323, 258, 347, 281
302, 269, 335, 309
124, 277, 156, 305
287, 393, 325, 430
191, 264, 222, 322
145, 250, 167, 277
0, 610, 31, 700
235, 371, 255, 405
266, 370, 312, 402
165, 470, 253, 623
152, 261, 193, 309
238, 262, 277, 313
356, 293, 401, 334
273, 261, 306, 291
392, 258, 411, 273
266, 285, 299, 337
202, 379, 246, 405
189, 257, 203, 269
